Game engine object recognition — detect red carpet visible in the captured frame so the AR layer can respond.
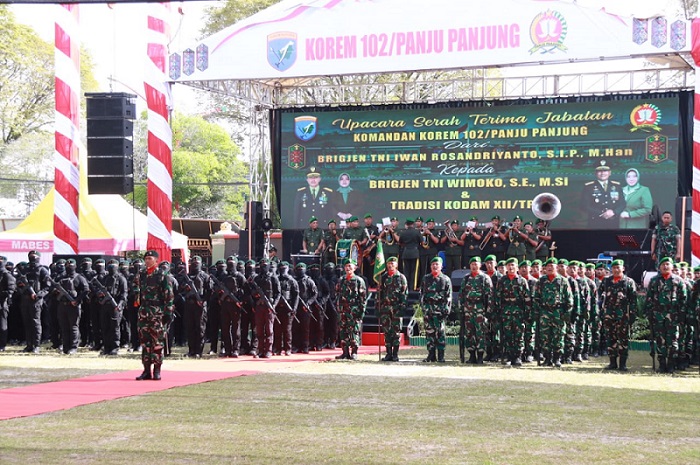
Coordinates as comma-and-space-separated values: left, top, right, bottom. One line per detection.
0, 369, 259, 421
0, 346, 380, 421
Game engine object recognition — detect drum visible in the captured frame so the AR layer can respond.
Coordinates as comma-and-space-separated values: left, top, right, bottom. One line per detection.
291, 253, 321, 268
336, 239, 359, 265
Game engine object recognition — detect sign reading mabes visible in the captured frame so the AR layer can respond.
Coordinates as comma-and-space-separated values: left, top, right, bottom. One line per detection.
279, 97, 679, 230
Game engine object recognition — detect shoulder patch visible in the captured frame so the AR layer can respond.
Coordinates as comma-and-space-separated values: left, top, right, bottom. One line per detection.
585, 181, 595, 186
611, 181, 621, 185
298, 187, 306, 191
323, 187, 333, 192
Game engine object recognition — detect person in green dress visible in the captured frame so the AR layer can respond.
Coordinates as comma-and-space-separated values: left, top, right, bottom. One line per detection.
619, 168, 652, 229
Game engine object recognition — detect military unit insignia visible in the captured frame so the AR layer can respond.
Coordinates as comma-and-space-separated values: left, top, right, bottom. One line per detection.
294, 116, 317, 141
646, 133, 668, 164
630, 103, 662, 132
529, 10, 568, 55
267, 31, 297, 72
288, 144, 307, 170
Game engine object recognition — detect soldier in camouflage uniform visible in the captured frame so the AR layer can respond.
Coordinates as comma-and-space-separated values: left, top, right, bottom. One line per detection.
302, 217, 325, 255
651, 211, 681, 268
534, 258, 573, 367
335, 258, 367, 360
378, 256, 408, 362
323, 220, 340, 266
598, 259, 637, 371
420, 256, 452, 363
519, 260, 538, 362
483, 254, 503, 362
458, 256, 493, 364
494, 257, 531, 366
134, 251, 174, 381
559, 259, 581, 364
677, 262, 694, 370
570, 261, 592, 362
644, 256, 687, 373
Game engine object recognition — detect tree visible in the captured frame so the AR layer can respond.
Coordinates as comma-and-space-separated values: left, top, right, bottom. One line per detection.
132, 112, 249, 220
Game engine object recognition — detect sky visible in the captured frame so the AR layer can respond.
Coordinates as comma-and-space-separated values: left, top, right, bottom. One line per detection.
12, 1, 223, 114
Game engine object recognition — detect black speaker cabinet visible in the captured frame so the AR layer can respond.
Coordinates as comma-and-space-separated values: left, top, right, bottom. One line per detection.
85, 92, 136, 119
245, 201, 264, 230
87, 176, 134, 195
238, 230, 264, 261
87, 118, 133, 138
87, 156, 133, 176
87, 138, 133, 157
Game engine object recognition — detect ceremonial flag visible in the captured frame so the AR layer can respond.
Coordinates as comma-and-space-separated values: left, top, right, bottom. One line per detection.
373, 240, 385, 284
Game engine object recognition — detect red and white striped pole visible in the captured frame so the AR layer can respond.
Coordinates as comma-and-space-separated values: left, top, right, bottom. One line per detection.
691, 19, 700, 266
53, 4, 81, 255
145, 2, 173, 261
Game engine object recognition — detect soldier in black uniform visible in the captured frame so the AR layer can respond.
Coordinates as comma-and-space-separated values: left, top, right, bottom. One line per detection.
321, 262, 339, 349
126, 259, 144, 352
207, 259, 228, 355
46, 260, 64, 350
294, 262, 318, 353
97, 260, 128, 356
240, 260, 259, 356
294, 168, 338, 228
251, 258, 281, 358
419, 218, 442, 278
323, 220, 340, 266
308, 263, 326, 351
481, 215, 508, 262
181, 256, 212, 358
218, 259, 243, 358
274, 261, 298, 356
581, 161, 625, 228
78, 257, 97, 347
54, 258, 89, 355
361, 214, 380, 285
0, 256, 16, 352
399, 217, 423, 291
18, 251, 50, 353
88, 259, 107, 351
461, 215, 483, 267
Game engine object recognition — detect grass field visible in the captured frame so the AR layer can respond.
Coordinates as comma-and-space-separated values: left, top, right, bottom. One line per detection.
1, 347, 699, 464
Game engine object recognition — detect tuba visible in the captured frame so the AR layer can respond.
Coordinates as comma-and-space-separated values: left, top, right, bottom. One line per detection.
531, 192, 561, 222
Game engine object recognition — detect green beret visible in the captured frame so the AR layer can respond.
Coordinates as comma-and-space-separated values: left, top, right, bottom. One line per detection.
95, 259, 105, 265
342, 258, 357, 266
484, 255, 496, 262
492, 215, 501, 221
558, 258, 569, 266
349, 216, 359, 222
679, 261, 688, 268
386, 256, 399, 264
531, 259, 542, 266
505, 257, 518, 265
328, 219, 336, 225
309, 216, 318, 223
364, 213, 373, 219
497, 260, 505, 267
544, 257, 558, 266
426, 217, 435, 223
693, 266, 700, 272
405, 217, 415, 224
246, 259, 255, 266
567, 261, 578, 267
258, 258, 269, 265
611, 259, 624, 267
215, 260, 225, 266
450, 220, 458, 225
81, 257, 93, 263
513, 215, 521, 221
524, 221, 532, 227
469, 216, 478, 221
469, 256, 481, 264
415, 216, 423, 222
324, 262, 336, 269
430, 256, 443, 264
519, 260, 531, 267
658, 257, 673, 265
295, 262, 307, 269
280, 261, 290, 268
66, 258, 77, 265
585, 263, 595, 269
309, 264, 320, 270
390, 217, 398, 221
595, 262, 606, 269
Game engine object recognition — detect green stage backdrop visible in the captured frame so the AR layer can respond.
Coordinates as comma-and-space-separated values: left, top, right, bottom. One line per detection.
279, 97, 679, 229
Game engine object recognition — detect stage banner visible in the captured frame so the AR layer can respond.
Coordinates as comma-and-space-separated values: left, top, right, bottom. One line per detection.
279, 96, 679, 230
169, 0, 689, 82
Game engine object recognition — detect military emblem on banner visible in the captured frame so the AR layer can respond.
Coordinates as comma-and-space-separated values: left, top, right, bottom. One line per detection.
294, 116, 317, 141
645, 134, 668, 163
529, 10, 568, 55
630, 103, 662, 132
288, 144, 306, 170
267, 32, 297, 72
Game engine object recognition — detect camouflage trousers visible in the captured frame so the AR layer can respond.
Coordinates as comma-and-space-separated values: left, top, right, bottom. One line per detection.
524, 312, 536, 354
462, 311, 488, 352
379, 309, 401, 349
137, 305, 165, 365
651, 312, 679, 358
424, 312, 447, 351
603, 314, 630, 357
564, 319, 576, 357
539, 312, 565, 357
575, 317, 591, 353
501, 309, 525, 357
339, 309, 361, 349
590, 311, 602, 353
678, 322, 696, 357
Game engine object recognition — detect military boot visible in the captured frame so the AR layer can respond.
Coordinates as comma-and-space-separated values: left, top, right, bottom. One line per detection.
423, 349, 436, 362
666, 357, 674, 374
335, 346, 350, 360
437, 349, 445, 363
382, 346, 393, 362
467, 350, 477, 364
573, 350, 583, 362
392, 347, 399, 362
618, 355, 628, 372
476, 351, 484, 364
512, 354, 522, 367
135, 362, 152, 381
553, 352, 562, 368
152, 363, 162, 381
604, 356, 617, 370
657, 356, 667, 373
350, 346, 358, 360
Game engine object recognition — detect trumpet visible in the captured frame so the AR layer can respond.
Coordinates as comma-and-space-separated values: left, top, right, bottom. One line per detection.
479, 223, 501, 250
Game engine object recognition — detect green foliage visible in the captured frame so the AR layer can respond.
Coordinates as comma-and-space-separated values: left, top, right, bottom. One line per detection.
200, 0, 281, 37
132, 112, 249, 220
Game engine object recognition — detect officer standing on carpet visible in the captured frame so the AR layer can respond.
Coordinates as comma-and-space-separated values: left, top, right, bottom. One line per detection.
134, 250, 174, 381
378, 256, 408, 362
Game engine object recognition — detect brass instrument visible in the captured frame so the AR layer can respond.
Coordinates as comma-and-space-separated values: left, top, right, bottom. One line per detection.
531, 192, 561, 254
420, 226, 431, 249
383, 225, 396, 245
478, 222, 498, 250
444, 220, 458, 242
